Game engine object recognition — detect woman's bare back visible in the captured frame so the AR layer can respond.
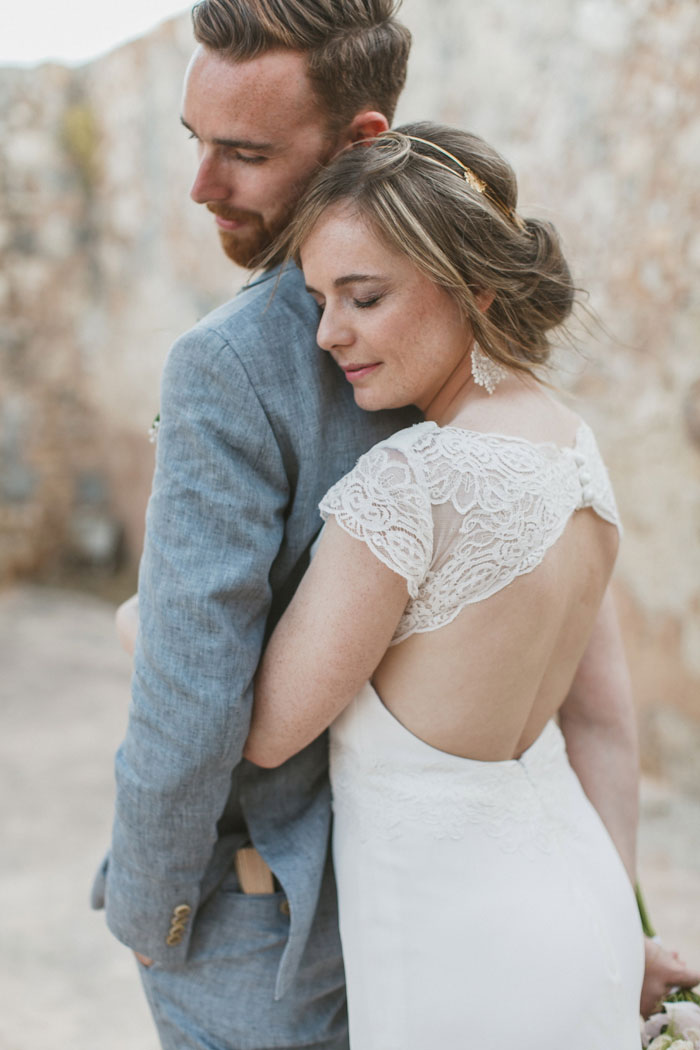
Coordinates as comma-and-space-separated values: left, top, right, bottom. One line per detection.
373, 505, 619, 760
372, 389, 621, 761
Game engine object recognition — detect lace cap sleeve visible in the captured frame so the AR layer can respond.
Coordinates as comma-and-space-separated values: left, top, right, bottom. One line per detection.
319, 443, 433, 598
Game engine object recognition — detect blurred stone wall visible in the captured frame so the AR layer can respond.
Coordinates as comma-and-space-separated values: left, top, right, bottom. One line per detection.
0, 16, 240, 581
1, 0, 698, 787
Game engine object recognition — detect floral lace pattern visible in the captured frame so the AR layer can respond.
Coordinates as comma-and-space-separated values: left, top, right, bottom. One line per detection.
319, 445, 433, 599
320, 420, 621, 645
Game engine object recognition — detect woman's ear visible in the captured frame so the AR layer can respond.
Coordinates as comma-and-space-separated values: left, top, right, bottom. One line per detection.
475, 288, 496, 312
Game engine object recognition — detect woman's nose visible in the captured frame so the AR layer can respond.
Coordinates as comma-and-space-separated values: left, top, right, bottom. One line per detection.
316, 306, 353, 352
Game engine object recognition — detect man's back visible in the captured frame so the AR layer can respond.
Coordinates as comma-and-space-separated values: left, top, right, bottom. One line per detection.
94, 3, 417, 1045
94, 263, 415, 1007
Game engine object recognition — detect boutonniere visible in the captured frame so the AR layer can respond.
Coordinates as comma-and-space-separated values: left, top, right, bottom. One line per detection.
149, 413, 160, 444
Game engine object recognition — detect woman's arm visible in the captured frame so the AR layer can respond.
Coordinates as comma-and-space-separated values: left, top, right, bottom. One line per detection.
558, 585, 638, 881
244, 518, 409, 768
558, 587, 700, 1013
116, 594, 139, 656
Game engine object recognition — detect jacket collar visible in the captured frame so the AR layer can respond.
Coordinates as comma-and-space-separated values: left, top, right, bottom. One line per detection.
242, 260, 298, 291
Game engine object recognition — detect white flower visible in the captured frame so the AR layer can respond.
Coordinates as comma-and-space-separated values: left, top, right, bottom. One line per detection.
644, 1013, 672, 1047
647, 1038, 697, 1050
664, 1002, 700, 1046
643, 1001, 700, 1050
647, 1037, 676, 1050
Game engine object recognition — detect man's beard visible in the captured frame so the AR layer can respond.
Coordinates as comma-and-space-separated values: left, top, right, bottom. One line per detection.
206, 203, 293, 269
204, 140, 339, 269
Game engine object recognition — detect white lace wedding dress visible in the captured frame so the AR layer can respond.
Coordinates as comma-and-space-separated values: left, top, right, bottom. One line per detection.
319, 420, 644, 1050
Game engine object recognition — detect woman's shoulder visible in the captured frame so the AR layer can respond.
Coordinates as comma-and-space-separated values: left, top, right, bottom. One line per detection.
320, 424, 437, 535
444, 387, 583, 445
368, 420, 438, 454
323, 423, 434, 503
324, 403, 611, 508
319, 423, 435, 599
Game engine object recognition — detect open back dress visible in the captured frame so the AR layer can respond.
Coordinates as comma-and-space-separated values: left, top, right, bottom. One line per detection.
319, 420, 644, 1050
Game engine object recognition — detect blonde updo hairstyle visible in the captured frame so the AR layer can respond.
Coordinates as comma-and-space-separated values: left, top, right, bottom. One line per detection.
282, 121, 576, 379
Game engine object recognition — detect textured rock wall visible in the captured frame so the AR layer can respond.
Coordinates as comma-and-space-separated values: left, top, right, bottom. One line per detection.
0, 17, 238, 577
1, 0, 698, 785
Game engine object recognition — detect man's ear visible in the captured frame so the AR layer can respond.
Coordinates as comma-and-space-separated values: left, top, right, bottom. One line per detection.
345, 110, 389, 145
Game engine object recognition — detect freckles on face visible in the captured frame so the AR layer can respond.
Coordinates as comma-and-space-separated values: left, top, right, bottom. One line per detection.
181, 47, 337, 266
301, 205, 470, 412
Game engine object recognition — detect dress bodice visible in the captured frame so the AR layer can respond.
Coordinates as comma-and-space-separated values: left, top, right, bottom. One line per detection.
319, 419, 620, 645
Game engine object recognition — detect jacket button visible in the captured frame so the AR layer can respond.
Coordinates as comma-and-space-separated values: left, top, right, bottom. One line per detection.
173, 904, 191, 920
166, 931, 183, 946
279, 898, 291, 917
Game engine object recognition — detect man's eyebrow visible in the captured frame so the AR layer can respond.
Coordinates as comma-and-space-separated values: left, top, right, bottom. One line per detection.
180, 117, 274, 151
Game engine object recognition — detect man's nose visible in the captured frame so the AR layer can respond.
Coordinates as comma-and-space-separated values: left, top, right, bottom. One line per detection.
316, 306, 353, 352
190, 151, 230, 205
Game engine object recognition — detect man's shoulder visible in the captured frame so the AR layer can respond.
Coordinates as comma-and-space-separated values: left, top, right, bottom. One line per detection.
182, 263, 316, 361
161, 262, 323, 408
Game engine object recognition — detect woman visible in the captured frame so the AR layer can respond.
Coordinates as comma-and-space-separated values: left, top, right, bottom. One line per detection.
244, 123, 645, 1047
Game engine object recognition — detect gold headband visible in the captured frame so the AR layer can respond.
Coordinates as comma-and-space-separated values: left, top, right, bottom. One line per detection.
404, 134, 527, 232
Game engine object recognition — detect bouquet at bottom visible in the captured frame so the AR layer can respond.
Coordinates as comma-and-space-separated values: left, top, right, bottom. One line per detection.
642, 994, 700, 1049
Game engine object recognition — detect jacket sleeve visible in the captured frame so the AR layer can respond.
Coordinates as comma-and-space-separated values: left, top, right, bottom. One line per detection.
102, 323, 288, 965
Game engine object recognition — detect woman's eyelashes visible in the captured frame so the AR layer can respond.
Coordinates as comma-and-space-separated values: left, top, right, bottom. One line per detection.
311, 290, 384, 314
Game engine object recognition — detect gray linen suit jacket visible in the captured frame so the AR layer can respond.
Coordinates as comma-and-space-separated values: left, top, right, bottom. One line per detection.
92, 263, 416, 999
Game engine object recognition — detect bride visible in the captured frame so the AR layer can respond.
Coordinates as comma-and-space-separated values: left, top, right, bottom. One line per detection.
244, 123, 645, 1047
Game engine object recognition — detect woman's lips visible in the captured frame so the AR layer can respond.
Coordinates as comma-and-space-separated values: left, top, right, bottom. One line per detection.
342, 363, 380, 382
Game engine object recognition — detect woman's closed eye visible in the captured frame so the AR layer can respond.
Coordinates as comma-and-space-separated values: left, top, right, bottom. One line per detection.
308, 289, 384, 313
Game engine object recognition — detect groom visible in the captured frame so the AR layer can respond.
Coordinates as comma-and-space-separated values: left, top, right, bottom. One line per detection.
94, 1, 698, 1046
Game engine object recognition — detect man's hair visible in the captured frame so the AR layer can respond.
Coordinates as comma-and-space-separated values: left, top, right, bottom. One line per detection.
191, 0, 411, 130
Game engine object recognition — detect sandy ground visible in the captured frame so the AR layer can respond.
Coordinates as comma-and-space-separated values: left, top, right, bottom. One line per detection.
2, 584, 699, 1050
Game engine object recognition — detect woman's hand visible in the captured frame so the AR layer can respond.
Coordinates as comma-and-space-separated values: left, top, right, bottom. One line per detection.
641, 938, 700, 1017
116, 594, 140, 656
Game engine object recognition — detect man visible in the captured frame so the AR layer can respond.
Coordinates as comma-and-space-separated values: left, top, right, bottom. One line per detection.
94, 2, 698, 1047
